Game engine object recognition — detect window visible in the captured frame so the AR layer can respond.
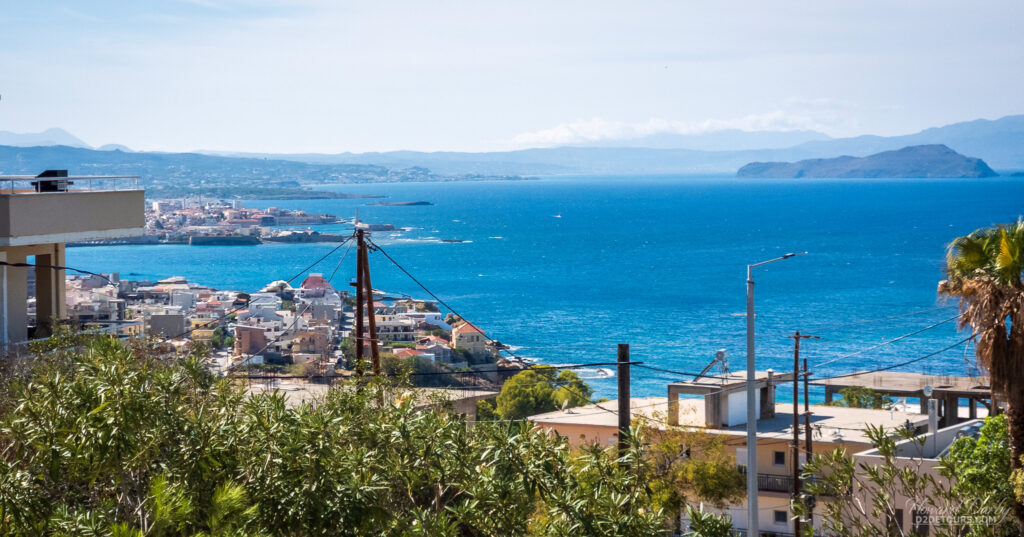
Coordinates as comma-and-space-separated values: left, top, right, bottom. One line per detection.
773, 451, 786, 466
912, 510, 930, 536
887, 509, 904, 535
773, 510, 788, 524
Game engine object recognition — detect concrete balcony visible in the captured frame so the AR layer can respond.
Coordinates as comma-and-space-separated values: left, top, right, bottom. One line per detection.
1, 173, 145, 345
0, 176, 144, 246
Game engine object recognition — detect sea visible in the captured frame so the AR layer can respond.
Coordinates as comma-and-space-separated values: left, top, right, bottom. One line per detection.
66, 174, 1024, 400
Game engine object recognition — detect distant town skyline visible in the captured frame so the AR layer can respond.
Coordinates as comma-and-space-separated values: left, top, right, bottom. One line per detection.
1, 1, 1022, 153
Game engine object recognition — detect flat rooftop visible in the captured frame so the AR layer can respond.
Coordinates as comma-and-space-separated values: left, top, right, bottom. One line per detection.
722, 403, 928, 445
529, 397, 672, 428
247, 380, 497, 408
812, 371, 991, 397
667, 370, 795, 393
529, 398, 927, 445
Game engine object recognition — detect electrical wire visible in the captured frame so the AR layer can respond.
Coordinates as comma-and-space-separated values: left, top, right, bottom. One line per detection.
232, 361, 641, 379
798, 305, 957, 333
0, 260, 115, 285
326, 240, 355, 284
285, 238, 352, 285
814, 336, 973, 381
809, 314, 961, 369
367, 238, 530, 365
165, 233, 355, 341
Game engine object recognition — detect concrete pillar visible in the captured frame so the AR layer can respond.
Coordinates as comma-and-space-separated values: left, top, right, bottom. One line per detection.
919, 394, 928, 415
706, 391, 722, 428
0, 249, 6, 346
35, 243, 66, 336
824, 386, 836, 404
968, 398, 977, 419
1, 249, 28, 344
761, 371, 775, 419
667, 385, 680, 426
942, 395, 959, 428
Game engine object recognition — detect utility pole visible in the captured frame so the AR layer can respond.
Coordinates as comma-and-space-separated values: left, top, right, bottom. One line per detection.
353, 230, 365, 377
617, 343, 631, 460
790, 331, 818, 536
803, 354, 815, 530
358, 230, 381, 377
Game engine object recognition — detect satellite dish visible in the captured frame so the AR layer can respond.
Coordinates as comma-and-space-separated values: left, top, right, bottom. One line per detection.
923, 385, 933, 398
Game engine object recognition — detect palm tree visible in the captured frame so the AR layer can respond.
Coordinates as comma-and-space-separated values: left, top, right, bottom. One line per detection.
938, 219, 1024, 529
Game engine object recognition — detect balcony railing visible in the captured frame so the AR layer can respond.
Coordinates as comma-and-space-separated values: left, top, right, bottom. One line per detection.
737, 467, 833, 495
2, 320, 145, 358
1, 175, 140, 194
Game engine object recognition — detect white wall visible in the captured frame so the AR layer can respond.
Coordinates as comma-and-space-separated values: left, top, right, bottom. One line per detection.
724, 389, 761, 426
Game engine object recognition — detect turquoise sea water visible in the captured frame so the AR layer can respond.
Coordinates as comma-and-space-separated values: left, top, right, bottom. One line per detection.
67, 175, 1024, 399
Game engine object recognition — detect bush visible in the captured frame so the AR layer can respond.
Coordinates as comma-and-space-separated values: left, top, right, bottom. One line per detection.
0, 333, 668, 536
495, 367, 593, 421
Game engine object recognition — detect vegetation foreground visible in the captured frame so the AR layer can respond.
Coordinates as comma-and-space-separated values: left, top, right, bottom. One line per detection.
0, 334, 744, 536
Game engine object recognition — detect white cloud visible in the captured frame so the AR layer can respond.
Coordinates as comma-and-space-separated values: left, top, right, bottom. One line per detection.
511, 110, 854, 148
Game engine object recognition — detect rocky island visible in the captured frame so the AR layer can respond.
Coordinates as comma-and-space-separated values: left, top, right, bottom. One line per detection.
737, 144, 998, 178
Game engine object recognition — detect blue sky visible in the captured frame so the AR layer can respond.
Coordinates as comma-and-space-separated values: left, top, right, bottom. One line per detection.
1, 1, 1022, 153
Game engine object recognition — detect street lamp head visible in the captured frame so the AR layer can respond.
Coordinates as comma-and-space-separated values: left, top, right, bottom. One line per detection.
782, 253, 796, 259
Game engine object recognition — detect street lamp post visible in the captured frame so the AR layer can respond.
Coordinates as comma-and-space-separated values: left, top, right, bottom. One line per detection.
746, 252, 806, 537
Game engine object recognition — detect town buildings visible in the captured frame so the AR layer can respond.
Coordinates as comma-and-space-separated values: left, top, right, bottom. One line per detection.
528, 372, 946, 536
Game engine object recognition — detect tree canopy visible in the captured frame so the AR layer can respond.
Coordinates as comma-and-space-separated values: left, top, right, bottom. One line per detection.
827, 386, 894, 409
939, 219, 1024, 530
494, 367, 593, 421
0, 333, 674, 536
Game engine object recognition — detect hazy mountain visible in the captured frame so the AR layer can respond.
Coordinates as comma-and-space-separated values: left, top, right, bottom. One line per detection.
737, 145, 998, 178
0, 144, 521, 196
789, 115, 1024, 169
0, 128, 90, 148
571, 129, 831, 151
202, 115, 1024, 175
6, 115, 1023, 178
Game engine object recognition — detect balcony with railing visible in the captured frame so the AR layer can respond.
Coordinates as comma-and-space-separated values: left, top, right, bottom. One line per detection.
737, 467, 835, 496
2, 171, 145, 345
0, 173, 144, 247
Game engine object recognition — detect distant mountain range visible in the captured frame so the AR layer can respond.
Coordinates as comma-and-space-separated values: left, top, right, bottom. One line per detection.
0, 128, 91, 149
567, 129, 831, 151
201, 114, 1024, 174
0, 145, 521, 198
1, 115, 1022, 180
737, 145, 998, 178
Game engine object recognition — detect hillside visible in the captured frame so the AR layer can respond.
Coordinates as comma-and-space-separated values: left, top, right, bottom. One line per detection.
205, 114, 1024, 174
0, 145, 525, 197
736, 145, 998, 178
3, 114, 1023, 179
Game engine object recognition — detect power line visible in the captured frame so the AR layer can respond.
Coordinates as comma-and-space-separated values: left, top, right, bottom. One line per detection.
810, 314, 961, 369
367, 238, 529, 365
167, 234, 355, 341
799, 305, 957, 333
285, 238, 353, 285
233, 361, 642, 380
326, 241, 355, 284
227, 301, 314, 373
814, 336, 973, 381
0, 260, 115, 285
